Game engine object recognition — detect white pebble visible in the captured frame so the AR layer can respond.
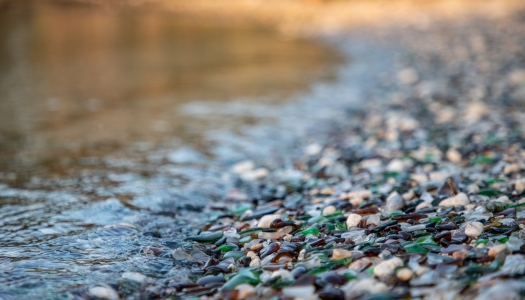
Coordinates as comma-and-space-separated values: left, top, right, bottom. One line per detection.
122, 272, 148, 283
346, 213, 362, 228
374, 257, 403, 277
89, 285, 119, 299
257, 214, 282, 228
465, 221, 484, 238
439, 193, 470, 207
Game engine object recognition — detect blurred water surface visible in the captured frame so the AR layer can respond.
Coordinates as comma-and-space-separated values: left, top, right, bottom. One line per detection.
0, 2, 340, 177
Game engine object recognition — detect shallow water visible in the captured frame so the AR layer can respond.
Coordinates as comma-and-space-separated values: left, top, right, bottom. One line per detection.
0, 3, 341, 178
0, 4, 397, 300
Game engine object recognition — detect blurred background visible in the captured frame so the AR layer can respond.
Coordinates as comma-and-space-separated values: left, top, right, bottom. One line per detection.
0, 0, 343, 181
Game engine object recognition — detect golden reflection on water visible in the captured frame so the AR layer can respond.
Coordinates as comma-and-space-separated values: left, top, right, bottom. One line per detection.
0, 3, 341, 178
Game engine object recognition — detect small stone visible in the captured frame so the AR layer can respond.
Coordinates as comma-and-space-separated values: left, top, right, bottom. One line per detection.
282, 286, 316, 300
465, 222, 484, 238
439, 193, 470, 207
452, 249, 469, 260
340, 278, 388, 299
258, 214, 282, 228
386, 159, 404, 172
350, 197, 363, 207
332, 248, 353, 260
446, 148, 462, 163
373, 257, 403, 277
385, 192, 405, 212
89, 285, 119, 299
346, 213, 362, 228
396, 268, 413, 281
235, 283, 256, 299
122, 272, 148, 283
249, 256, 261, 267
416, 202, 433, 210
503, 163, 520, 175
250, 244, 263, 251
323, 205, 337, 216
488, 244, 508, 257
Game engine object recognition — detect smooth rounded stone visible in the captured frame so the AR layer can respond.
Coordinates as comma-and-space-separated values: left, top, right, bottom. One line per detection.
386, 159, 405, 172
318, 284, 344, 300
340, 278, 388, 299
348, 257, 381, 271
385, 192, 405, 212
235, 283, 256, 299
332, 248, 353, 260
488, 244, 508, 257
396, 268, 413, 281
439, 193, 470, 207
250, 243, 263, 251
258, 214, 282, 228
446, 148, 462, 163
249, 256, 261, 267
282, 285, 316, 300
465, 222, 484, 238
122, 272, 148, 283
416, 202, 433, 210
88, 284, 119, 299
374, 257, 403, 277
231, 160, 255, 174
452, 249, 469, 260
291, 266, 307, 279
197, 275, 225, 286
346, 213, 362, 228
323, 205, 337, 216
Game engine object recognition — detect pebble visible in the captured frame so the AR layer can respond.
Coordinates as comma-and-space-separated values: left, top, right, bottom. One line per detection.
373, 257, 403, 277
385, 191, 405, 212
346, 213, 362, 228
250, 243, 263, 251
332, 248, 353, 260
452, 249, 469, 260
446, 148, 462, 163
282, 286, 316, 299
121, 272, 148, 283
323, 205, 337, 216
258, 214, 282, 228
88, 285, 119, 299
396, 268, 413, 281
465, 222, 484, 238
439, 193, 470, 207
488, 244, 508, 257
416, 202, 433, 210
235, 283, 256, 299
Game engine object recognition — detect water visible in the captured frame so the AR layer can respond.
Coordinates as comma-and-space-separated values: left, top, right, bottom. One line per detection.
0, 3, 395, 299
0, 3, 340, 179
